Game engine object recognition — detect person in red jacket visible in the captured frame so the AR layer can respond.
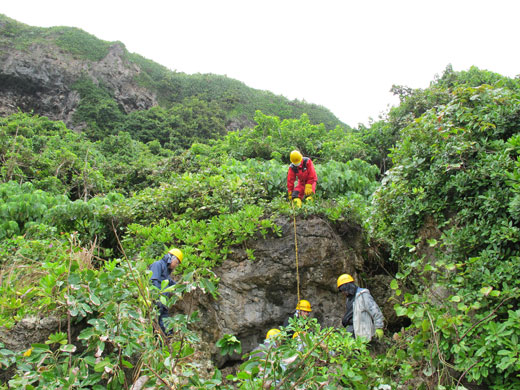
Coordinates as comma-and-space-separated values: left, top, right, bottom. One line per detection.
287, 150, 317, 207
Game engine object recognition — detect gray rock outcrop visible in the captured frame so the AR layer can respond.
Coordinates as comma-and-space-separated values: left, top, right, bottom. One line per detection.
174, 215, 394, 366
0, 41, 156, 127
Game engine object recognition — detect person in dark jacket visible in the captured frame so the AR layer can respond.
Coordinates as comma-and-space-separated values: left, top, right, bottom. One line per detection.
287, 150, 318, 207
150, 248, 183, 335
337, 274, 384, 341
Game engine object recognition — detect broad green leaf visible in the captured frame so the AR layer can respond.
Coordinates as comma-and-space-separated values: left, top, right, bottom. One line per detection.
60, 344, 77, 353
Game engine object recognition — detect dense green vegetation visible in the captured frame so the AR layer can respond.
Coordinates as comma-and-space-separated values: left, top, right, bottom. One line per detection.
0, 108, 378, 389
1, 24, 519, 387
371, 68, 520, 387
0, 15, 112, 61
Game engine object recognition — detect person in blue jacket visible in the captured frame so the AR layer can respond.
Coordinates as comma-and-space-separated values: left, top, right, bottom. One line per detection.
150, 248, 183, 335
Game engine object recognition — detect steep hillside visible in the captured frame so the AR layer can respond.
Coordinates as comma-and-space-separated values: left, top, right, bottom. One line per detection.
0, 13, 346, 143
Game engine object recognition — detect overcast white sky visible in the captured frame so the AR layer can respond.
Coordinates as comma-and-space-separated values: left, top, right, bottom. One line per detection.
2, 1, 519, 127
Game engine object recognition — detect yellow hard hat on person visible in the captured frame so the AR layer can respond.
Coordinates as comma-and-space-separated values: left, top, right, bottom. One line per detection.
168, 248, 183, 262
296, 299, 312, 312
290, 150, 303, 165
337, 274, 354, 289
266, 329, 281, 339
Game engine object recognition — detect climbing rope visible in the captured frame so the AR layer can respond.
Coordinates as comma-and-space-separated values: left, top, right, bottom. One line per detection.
290, 200, 301, 303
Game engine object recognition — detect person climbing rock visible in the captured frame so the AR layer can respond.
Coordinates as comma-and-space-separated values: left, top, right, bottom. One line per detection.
150, 248, 183, 335
283, 299, 312, 337
337, 274, 384, 341
287, 150, 317, 207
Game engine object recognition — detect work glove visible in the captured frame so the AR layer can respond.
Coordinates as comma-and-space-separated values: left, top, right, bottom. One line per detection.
306, 196, 313, 202
288, 190, 292, 201
304, 184, 313, 196
293, 198, 302, 208
375, 329, 383, 339
341, 314, 349, 328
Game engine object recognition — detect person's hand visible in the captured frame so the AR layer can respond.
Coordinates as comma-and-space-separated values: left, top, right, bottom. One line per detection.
304, 184, 313, 196
375, 329, 383, 339
293, 198, 302, 208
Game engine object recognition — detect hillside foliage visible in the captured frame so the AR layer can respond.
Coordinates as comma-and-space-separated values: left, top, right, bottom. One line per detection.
370, 69, 520, 387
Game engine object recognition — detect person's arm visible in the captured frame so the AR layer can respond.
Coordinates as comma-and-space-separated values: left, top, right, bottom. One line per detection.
306, 159, 318, 188
341, 312, 349, 327
365, 292, 384, 329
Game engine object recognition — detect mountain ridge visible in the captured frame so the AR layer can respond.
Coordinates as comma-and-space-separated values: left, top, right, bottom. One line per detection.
0, 13, 347, 137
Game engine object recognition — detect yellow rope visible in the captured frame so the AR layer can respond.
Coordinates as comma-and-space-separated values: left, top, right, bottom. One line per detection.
291, 199, 301, 303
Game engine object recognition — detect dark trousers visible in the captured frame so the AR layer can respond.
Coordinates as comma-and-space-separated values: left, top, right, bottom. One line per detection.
156, 302, 171, 335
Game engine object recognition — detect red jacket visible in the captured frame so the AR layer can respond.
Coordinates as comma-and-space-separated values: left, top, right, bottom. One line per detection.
287, 157, 317, 198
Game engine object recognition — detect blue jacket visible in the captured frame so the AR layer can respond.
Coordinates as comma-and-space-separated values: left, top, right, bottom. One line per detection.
150, 254, 176, 290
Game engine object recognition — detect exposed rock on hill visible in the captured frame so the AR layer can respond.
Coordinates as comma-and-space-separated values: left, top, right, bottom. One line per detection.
0, 41, 156, 127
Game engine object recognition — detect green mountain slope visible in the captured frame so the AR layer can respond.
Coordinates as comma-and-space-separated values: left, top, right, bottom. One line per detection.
0, 13, 346, 143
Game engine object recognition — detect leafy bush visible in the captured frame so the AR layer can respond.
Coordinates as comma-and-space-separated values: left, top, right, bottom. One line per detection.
227, 316, 399, 389
372, 80, 520, 387
0, 181, 68, 239
122, 204, 280, 278
3, 246, 223, 389
0, 112, 176, 197
71, 78, 124, 139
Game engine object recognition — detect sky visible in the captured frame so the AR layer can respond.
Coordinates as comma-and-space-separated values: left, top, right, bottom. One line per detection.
2, 1, 520, 127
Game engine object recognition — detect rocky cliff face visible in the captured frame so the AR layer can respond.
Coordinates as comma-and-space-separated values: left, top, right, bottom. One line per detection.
0, 41, 156, 127
174, 215, 396, 367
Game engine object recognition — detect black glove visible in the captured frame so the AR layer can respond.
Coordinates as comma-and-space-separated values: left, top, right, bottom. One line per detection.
342, 313, 349, 327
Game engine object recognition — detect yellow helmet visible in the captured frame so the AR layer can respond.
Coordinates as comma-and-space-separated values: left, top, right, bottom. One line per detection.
266, 328, 281, 339
296, 299, 312, 312
168, 248, 183, 262
290, 150, 303, 165
337, 274, 354, 289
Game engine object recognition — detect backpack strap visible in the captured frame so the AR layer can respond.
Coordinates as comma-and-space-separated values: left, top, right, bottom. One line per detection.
302, 157, 309, 172
290, 157, 309, 174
